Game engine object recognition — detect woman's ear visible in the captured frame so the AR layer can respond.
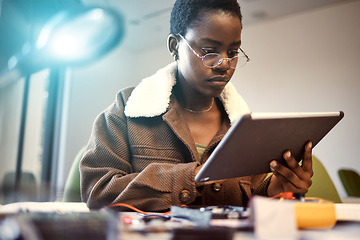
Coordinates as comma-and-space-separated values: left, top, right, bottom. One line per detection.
167, 34, 179, 61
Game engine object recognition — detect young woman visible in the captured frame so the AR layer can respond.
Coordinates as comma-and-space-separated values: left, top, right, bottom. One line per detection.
80, 0, 313, 211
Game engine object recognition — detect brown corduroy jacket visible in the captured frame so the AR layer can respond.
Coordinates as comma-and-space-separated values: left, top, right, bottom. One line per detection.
80, 63, 270, 211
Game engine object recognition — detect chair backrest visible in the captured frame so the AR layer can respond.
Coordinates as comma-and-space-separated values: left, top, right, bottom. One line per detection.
338, 168, 360, 197
1, 172, 37, 204
62, 146, 86, 202
306, 156, 342, 203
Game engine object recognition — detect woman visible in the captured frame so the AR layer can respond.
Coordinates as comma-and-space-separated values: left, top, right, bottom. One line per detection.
80, 0, 313, 211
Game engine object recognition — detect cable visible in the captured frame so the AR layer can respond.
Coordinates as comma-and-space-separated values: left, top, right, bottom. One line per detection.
106, 203, 172, 215
269, 192, 294, 200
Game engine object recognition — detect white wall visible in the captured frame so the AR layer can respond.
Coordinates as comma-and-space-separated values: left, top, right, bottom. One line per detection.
235, 1, 360, 198
62, 1, 360, 199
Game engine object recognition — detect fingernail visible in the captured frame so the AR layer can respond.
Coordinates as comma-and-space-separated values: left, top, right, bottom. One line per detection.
308, 142, 312, 149
270, 160, 277, 171
284, 151, 291, 159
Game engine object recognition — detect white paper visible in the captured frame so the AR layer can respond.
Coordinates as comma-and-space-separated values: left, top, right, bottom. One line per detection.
251, 196, 298, 240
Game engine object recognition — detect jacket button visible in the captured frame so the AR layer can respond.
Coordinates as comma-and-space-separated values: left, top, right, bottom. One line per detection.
212, 182, 222, 192
179, 190, 191, 203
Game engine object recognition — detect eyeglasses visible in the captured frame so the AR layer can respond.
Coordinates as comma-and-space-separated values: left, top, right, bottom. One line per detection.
178, 34, 250, 69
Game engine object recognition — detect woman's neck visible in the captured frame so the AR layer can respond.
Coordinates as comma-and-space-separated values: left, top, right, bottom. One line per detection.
174, 80, 214, 112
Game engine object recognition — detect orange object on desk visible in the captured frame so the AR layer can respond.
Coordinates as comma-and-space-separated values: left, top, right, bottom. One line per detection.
270, 193, 337, 229
295, 197, 337, 229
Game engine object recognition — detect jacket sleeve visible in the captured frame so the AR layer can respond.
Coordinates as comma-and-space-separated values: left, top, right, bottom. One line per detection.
80, 92, 199, 211
252, 174, 271, 196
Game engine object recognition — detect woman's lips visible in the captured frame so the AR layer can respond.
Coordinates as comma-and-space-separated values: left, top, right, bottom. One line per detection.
208, 76, 230, 87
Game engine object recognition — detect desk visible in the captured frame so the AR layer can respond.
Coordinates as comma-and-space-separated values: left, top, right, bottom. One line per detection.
119, 222, 360, 240
1, 202, 359, 240
118, 214, 360, 240
299, 222, 360, 240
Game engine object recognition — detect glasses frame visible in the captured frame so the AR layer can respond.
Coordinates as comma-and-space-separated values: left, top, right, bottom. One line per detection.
178, 34, 250, 69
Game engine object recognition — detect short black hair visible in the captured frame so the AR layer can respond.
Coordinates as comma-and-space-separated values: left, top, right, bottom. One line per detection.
170, 0, 242, 36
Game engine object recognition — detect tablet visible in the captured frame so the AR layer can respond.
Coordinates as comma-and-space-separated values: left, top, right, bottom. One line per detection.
195, 111, 344, 183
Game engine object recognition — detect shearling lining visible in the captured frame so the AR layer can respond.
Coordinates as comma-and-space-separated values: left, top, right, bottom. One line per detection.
124, 62, 250, 125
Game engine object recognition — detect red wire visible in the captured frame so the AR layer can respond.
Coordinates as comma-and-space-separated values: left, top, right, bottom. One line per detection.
269, 192, 294, 199
106, 203, 173, 215
107, 194, 293, 216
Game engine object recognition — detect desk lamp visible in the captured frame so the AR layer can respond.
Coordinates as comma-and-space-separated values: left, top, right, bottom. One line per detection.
0, 7, 125, 202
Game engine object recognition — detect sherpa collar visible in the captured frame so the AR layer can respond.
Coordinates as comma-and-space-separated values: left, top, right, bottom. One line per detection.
124, 62, 250, 125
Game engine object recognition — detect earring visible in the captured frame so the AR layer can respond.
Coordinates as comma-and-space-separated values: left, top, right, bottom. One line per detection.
171, 52, 178, 61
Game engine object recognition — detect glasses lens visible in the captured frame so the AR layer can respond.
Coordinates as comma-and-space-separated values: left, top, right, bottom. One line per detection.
229, 56, 238, 69
202, 53, 222, 68
236, 55, 248, 68
202, 53, 248, 69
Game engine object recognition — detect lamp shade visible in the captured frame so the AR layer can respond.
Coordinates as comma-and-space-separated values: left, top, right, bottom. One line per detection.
7, 7, 125, 74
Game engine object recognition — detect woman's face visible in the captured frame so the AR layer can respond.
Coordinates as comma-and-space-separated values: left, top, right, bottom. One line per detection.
177, 10, 242, 98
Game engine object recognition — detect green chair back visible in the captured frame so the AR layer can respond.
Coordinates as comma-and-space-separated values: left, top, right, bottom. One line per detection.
62, 146, 86, 202
306, 156, 342, 203
338, 169, 360, 197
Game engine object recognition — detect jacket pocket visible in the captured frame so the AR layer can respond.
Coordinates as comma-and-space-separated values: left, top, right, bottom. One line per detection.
131, 145, 184, 172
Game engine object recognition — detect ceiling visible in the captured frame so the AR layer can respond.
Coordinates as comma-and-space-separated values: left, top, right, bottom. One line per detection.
81, 0, 350, 51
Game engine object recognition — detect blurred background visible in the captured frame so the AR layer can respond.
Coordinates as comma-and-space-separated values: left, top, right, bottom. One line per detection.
0, 0, 359, 203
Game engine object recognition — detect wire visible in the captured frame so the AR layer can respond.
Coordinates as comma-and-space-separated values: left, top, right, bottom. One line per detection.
106, 203, 172, 215
269, 192, 294, 200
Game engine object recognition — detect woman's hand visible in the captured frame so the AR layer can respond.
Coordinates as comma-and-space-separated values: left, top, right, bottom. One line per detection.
267, 142, 313, 197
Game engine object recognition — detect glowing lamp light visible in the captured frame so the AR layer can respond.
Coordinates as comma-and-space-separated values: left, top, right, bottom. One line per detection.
7, 7, 125, 74
49, 35, 80, 59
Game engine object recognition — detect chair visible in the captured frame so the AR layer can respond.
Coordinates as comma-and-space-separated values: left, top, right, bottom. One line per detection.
306, 156, 342, 203
338, 169, 360, 197
1, 172, 37, 204
62, 146, 86, 202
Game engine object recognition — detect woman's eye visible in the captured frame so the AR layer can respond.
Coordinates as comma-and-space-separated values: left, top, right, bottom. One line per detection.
228, 50, 240, 58
202, 48, 216, 54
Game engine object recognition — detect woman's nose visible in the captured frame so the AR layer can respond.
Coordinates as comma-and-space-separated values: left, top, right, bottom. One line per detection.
215, 58, 231, 71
